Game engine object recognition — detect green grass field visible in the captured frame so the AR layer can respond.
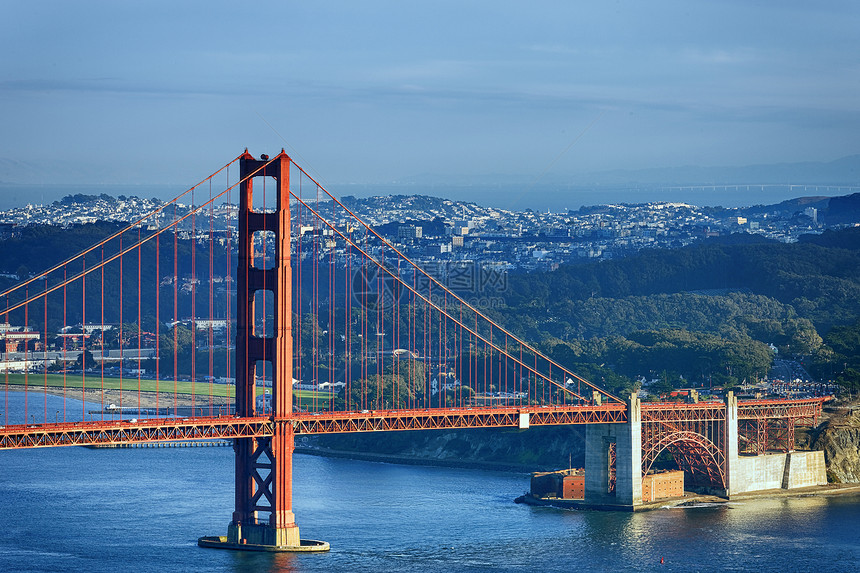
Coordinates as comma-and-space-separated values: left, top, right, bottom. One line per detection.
1, 372, 332, 408
2, 372, 234, 397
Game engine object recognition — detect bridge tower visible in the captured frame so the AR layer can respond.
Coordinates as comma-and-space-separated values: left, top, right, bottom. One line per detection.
200, 150, 328, 552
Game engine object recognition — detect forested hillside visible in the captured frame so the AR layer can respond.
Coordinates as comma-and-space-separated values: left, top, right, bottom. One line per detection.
487, 227, 860, 393
0, 221, 230, 330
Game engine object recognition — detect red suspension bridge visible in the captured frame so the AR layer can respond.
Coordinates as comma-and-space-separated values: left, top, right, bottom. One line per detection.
0, 151, 826, 551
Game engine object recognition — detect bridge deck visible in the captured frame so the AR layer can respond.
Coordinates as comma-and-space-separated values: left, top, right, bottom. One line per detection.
642, 398, 825, 423
0, 398, 825, 449
0, 417, 272, 449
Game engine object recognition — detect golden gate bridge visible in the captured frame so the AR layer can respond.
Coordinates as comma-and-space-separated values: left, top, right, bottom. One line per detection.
0, 151, 826, 551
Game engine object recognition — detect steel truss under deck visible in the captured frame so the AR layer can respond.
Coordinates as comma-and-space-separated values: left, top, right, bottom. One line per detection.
638, 397, 826, 488
0, 417, 272, 449
290, 404, 628, 434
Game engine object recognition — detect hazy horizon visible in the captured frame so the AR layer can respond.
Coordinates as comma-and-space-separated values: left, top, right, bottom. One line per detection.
1, 179, 855, 214
2, 2, 859, 195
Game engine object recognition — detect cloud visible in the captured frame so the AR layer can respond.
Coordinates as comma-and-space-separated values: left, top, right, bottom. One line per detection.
524, 44, 583, 56
370, 59, 478, 83
679, 47, 759, 66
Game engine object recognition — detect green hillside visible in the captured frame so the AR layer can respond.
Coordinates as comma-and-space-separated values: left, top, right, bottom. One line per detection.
490, 227, 860, 393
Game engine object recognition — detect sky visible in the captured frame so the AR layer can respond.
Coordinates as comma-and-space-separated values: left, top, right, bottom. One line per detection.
2, 1, 860, 200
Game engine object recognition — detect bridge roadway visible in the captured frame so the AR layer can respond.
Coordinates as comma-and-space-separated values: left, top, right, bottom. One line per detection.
0, 397, 825, 449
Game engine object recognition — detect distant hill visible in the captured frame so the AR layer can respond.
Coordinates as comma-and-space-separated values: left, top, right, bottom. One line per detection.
741, 196, 831, 215
343, 189, 860, 229
821, 193, 860, 225
739, 191, 860, 225
502, 225, 860, 334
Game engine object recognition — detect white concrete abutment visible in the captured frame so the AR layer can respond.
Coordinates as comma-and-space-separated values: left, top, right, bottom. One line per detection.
584, 392, 826, 508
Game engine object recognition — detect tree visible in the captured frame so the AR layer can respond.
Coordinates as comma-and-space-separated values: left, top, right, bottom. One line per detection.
75, 349, 96, 370
160, 323, 194, 353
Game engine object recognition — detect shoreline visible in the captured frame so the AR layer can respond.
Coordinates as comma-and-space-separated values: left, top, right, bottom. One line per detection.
515, 483, 860, 512
295, 445, 539, 473
295, 445, 860, 508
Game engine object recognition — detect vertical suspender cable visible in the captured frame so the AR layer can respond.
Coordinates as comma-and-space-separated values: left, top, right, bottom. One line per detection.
343, 219, 346, 409
82, 253, 87, 421
137, 227, 142, 416
191, 187, 196, 415
3, 296, 7, 426
225, 178, 232, 413
173, 204, 179, 415
155, 232, 160, 416
209, 179, 215, 415
63, 268, 67, 420
297, 175, 302, 405
119, 234, 124, 412
43, 277, 48, 421
101, 245, 105, 419
327, 206, 334, 413
23, 286, 29, 425
313, 181, 319, 408
224, 170, 231, 412
395, 259, 400, 407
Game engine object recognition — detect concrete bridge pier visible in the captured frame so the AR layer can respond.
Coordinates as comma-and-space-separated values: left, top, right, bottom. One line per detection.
724, 391, 739, 497
721, 391, 827, 497
584, 393, 642, 508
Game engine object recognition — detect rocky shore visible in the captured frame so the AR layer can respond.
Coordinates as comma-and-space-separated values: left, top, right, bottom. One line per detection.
306, 398, 860, 487
306, 425, 588, 472
810, 400, 860, 483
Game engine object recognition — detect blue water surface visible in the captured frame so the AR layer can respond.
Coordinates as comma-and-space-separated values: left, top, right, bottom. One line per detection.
0, 444, 858, 573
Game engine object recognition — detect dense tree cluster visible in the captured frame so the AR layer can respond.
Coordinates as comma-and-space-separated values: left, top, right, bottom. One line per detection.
489, 227, 860, 394
812, 318, 860, 393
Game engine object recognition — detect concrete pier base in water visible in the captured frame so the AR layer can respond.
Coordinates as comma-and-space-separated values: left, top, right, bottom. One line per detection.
198, 522, 330, 552
197, 523, 331, 552
197, 536, 330, 552
584, 393, 642, 508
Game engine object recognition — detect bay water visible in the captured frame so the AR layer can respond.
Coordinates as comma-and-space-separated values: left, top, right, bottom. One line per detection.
0, 393, 859, 572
